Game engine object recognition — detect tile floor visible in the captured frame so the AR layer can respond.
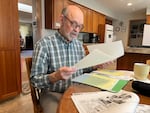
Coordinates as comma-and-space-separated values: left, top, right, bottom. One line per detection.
0, 94, 34, 113
0, 50, 34, 113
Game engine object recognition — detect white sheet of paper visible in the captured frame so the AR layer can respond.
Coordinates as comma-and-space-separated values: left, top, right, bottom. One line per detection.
87, 40, 124, 58
74, 41, 124, 69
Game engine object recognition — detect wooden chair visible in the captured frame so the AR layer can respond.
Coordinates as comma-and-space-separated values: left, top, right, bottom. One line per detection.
146, 59, 150, 77
25, 57, 43, 113
83, 44, 89, 55
146, 59, 150, 65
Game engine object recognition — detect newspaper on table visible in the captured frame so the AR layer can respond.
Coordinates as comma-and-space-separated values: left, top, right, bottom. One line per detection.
135, 104, 150, 113
71, 90, 140, 113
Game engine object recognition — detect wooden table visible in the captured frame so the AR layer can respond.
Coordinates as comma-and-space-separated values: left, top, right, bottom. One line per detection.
57, 80, 150, 113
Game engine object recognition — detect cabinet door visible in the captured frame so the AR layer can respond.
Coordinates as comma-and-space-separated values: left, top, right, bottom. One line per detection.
77, 5, 88, 32
45, 0, 64, 29
45, 0, 53, 29
92, 11, 99, 33
146, 15, 150, 24
0, 0, 21, 100
117, 53, 150, 71
53, 0, 64, 29
99, 14, 106, 25
98, 14, 106, 43
98, 24, 105, 43
87, 9, 93, 33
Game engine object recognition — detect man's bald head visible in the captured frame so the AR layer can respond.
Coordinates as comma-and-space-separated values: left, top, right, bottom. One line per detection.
61, 5, 83, 24
59, 5, 84, 42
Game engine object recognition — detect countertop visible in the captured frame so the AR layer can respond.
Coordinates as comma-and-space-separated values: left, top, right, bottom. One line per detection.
84, 43, 150, 54
125, 47, 150, 54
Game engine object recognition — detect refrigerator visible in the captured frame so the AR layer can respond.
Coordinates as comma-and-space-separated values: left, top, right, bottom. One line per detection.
104, 24, 114, 43
142, 24, 150, 46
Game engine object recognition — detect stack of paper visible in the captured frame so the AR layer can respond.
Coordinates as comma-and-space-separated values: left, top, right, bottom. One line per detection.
93, 69, 134, 80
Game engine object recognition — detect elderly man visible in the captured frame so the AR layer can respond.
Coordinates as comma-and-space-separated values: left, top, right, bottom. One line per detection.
31, 5, 109, 113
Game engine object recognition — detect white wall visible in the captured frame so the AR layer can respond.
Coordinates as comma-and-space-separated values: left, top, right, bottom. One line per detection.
146, 7, 150, 15
113, 13, 145, 48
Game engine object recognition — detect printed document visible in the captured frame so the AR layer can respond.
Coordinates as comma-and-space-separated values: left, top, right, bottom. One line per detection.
74, 40, 124, 69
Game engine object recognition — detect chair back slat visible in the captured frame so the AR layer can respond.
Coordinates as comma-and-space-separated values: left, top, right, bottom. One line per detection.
146, 59, 150, 65
25, 57, 43, 113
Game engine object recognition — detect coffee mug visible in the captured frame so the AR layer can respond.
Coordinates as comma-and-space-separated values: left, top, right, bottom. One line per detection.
133, 63, 150, 80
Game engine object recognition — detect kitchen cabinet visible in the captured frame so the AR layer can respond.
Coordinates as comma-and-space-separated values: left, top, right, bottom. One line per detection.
45, 0, 76, 29
72, 3, 87, 32
146, 15, 150, 24
45, 0, 106, 35
87, 9, 93, 33
45, 0, 65, 29
117, 53, 150, 71
77, 5, 88, 32
73, 1, 106, 34
99, 14, 106, 25
80, 6, 105, 34
0, 0, 21, 101
92, 11, 99, 33
98, 14, 106, 43
98, 24, 105, 43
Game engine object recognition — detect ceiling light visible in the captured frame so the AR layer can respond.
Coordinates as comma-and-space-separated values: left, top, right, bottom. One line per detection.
18, 3, 32, 13
127, 2, 132, 6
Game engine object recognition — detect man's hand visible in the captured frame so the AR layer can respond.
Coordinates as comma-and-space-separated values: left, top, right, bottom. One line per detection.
49, 66, 77, 83
57, 66, 77, 79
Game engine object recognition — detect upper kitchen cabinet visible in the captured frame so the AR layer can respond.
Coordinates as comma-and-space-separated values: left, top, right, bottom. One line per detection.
98, 24, 105, 43
75, 4, 88, 32
45, 0, 75, 29
87, 9, 93, 33
81, 7, 88, 32
98, 14, 106, 43
45, 0, 106, 35
45, 0, 64, 29
92, 11, 99, 33
99, 14, 106, 25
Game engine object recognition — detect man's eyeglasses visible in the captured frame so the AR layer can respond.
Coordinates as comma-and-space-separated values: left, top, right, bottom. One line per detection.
64, 16, 84, 31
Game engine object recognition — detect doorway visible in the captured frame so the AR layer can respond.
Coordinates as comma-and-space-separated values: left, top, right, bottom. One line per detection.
18, 0, 33, 94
